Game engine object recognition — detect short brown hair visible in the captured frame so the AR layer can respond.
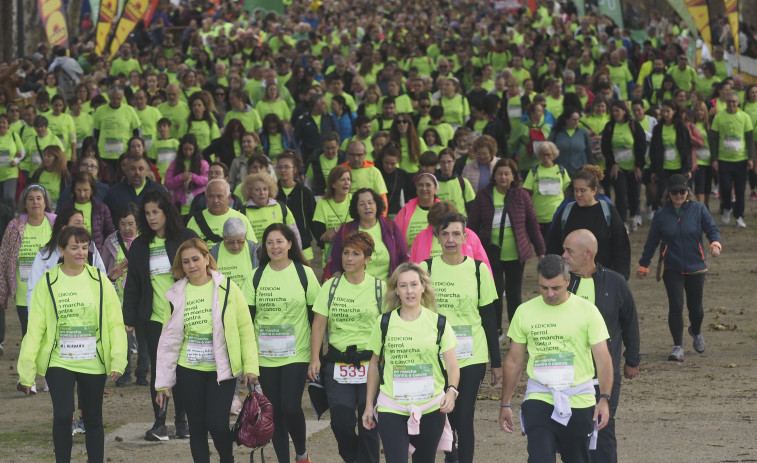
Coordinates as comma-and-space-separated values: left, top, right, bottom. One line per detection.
471, 134, 498, 159
342, 231, 375, 258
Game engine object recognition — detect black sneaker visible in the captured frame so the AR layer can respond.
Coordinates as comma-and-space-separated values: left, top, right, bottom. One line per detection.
116, 374, 132, 387
175, 422, 190, 439
145, 424, 169, 442
135, 377, 149, 386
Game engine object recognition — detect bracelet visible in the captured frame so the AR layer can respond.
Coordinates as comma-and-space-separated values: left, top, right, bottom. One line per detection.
446, 385, 459, 398
500, 404, 512, 408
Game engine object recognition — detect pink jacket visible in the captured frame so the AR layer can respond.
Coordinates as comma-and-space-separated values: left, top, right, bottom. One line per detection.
375, 390, 453, 453
0, 212, 56, 300
164, 159, 210, 206
393, 197, 440, 243
155, 270, 259, 389
409, 226, 493, 276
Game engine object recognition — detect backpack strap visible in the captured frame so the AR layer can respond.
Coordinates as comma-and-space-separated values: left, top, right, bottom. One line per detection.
46, 272, 59, 321
474, 259, 482, 302
457, 176, 466, 205
561, 201, 576, 237
436, 314, 447, 388
115, 231, 128, 256
424, 258, 433, 275
220, 276, 231, 329
194, 211, 224, 244
378, 311, 392, 385
326, 274, 342, 311
598, 199, 612, 229
279, 201, 288, 221
374, 277, 383, 313
251, 264, 267, 319
210, 244, 220, 262
293, 261, 313, 325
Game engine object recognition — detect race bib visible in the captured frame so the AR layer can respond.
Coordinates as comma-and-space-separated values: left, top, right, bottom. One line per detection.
614, 148, 632, 163
333, 361, 369, 384
149, 247, 171, 275
19, 256, 34, 283
32, 152, 42, 165
533, 353, 574, 391
158, 149, 176, 165
143, 135, 153, 151
186, 331, 215, 365
393, 364, 434, 402
492, 206, 503, 228
0, 151, 10, 165
59, 325, 97, 360
538, 178, 562, 196
258, 325, 296, 357
105, 138, 123, 155
663, 145, 677, 162
508, 105, 522, 120
724, 136, 742, 152
696, 147, 710, 160
452, 325, 473, 359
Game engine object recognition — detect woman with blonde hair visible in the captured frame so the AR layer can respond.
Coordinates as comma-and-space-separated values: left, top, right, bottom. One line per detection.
155, 237, 259, 463
362, 262, 460, 463
30, 145, 71, 208
241, 172, 300, 246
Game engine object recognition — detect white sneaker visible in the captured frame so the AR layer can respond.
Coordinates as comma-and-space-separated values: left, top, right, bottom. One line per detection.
722, 209, 732, 225
43, 379, 49, 392
736, 217, 747, 228
634, 215, 642, 227
30, 383, 37, 394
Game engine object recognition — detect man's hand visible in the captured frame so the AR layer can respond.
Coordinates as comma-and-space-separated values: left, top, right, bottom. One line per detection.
499, 406, 515, 433
490, 367, 503, 386
594, 397, 611, 431
624, 364, 639, 380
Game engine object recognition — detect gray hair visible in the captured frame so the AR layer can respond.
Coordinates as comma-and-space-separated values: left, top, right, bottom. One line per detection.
535, 141, 560, 160
223, 217, 247, 237
537, 254, 570, 281
206, 178, 231, 196
108, 86, 125, 98
18, 183, 52, 214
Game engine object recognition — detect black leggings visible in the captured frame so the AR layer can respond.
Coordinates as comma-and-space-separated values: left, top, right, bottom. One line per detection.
612, 168, 640, 220
176, 366, 236, 463
17, 305, 28, 337
46, 367, 107, 463
718, 160, 748, 218
446, 363, 486, 463
492, 260, 526, 326
377, 410, 446, 463
259, 362, 308, 462
144, 320, 185, 425
662, 270, 706, 346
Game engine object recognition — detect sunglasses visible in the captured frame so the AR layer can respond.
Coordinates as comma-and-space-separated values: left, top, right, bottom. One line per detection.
669, 189, 687, 195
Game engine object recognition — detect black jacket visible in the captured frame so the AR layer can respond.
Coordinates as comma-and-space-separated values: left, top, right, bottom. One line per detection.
276, 181, 316, 251
294, 111, 338, 165
601, 119, 648, 170
568, 263, 641, 373
310, 151, 347, 196
122, 227, 198, 326
104, 178, 167, 227
649, 121, 692, 174
202, 137, 237, 167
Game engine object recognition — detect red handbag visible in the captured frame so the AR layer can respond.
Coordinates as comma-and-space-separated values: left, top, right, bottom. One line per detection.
233, 385, 274, 456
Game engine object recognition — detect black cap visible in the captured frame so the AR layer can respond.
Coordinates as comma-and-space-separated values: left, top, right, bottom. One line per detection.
667, 174, 687, 190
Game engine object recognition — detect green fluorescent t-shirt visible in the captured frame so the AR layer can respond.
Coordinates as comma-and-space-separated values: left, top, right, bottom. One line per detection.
571, 276, 595, 304
349, 166, 388, 195
366, 308, 457, 414
312, 275, 386, 351
48, 271, 106, 374
421, 257, 497, 367
217, 241, 253, 290
661, 124, 682, 170
15, 220, 52, 307
187, 209, 257, 247
245, 203, 295, 243
405, 205, 429, 251
522, 165, 570, 224
507, 294, 609, 408
611, 122, 636, 171
149, 237, 174, 324
360, 222, 390, 281
178, 280, 216, 371
76, 201, 93, 233
490, 190, 518, 261
252, 262, 320, 367
313, 196, 351, 267
711, 110, 753, 162
436, 177, 475, 214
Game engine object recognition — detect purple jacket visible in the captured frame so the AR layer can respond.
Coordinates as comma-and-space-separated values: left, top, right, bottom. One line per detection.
61, 199, 115, 253
328, 217, 408, 276
468, 185, 545, 263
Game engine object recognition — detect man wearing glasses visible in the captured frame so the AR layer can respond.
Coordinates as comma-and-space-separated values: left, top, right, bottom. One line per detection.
710, 91, 755, 228
56, 157, 110, 209
342, 141, 388, 213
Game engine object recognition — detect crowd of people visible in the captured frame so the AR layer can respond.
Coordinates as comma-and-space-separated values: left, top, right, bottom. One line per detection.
0, 0, 741, 461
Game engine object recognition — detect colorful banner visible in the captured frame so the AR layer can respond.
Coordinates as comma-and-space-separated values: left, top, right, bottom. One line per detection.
681, 0, 710, 45
143, 0, 160, 25
487, 0, 523, 14
724, 0, 739, 53
109, 0, 152, 58
90, 0, 100, 27
574, 0, 585, 17
38, 0, 69, 47
95, 0, 119, 55
597, 0, 623, 29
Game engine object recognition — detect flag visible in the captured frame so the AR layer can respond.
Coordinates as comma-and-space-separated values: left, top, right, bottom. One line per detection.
724, 0, 739, 53
598, 0, 623, 29
38, 0, 69, 47
95, 0, 119, 55
109, 0, 152, 58
683, 0, 711, 46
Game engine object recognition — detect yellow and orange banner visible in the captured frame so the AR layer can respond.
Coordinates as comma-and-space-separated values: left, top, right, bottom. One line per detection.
95, 0, 119, 55
684, 0, 711, 48
38, 0, 69, 47
109, 0, 153, 58
724, 0, 739, 53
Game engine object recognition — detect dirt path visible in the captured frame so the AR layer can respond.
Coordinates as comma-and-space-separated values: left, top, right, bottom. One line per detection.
1, 197, 756, 462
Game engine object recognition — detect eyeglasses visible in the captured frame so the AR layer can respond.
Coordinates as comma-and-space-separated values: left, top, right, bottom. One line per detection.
669, 189, 687, 195
81, 163, 98, 171
275, 165, 293, 171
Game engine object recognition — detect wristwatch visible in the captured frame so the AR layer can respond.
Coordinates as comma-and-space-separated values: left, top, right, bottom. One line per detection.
599, 393, 611, 402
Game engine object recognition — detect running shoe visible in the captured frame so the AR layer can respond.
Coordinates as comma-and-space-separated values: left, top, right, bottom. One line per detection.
634, 214, 642, 227
736, 217, 747, 228
722, 209, 732, 225
175, 422, 190, 439
668, 346, 684, 362
444, 445, 459, 463
135, 377, 149, 386
115, 374, 132, 386
295, 455, 311, 463
145, 424, 169, 442
751, 191, 756, 201
230, 395, 243, 416
76, 418, 86, 434
30, 383, 37, 394
43, 379, 49, 392
689, 327, 706, 353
